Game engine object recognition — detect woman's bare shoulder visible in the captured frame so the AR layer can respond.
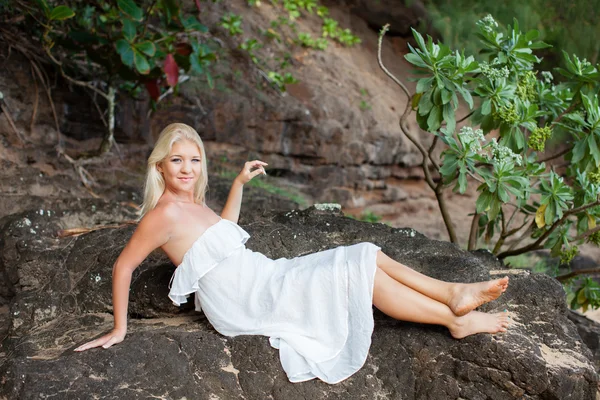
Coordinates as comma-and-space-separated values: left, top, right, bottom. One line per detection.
140, 201, 182, 227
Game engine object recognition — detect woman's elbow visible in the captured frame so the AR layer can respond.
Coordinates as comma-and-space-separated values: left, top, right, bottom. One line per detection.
112, 261, 137, 277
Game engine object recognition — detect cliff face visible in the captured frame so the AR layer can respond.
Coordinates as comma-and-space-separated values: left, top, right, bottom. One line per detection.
144, 0, 432, 208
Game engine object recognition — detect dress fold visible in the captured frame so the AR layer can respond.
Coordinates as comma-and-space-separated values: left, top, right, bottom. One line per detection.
168, 219, 380, 384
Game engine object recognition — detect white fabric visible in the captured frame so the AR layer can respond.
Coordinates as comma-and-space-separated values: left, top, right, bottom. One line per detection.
168, 218, 380, 384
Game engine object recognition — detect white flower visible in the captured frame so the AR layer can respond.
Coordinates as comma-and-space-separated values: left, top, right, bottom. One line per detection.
477, 14, 498, 32
541, 71, 553, 84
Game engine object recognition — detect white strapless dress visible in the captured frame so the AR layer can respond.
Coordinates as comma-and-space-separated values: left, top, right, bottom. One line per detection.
168, 218, 381, 384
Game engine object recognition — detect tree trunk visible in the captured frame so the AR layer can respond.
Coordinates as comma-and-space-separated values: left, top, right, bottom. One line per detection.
98, 86, 116, 154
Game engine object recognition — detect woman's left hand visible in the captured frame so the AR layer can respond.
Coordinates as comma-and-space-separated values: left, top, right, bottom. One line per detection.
236, 160, 268, 185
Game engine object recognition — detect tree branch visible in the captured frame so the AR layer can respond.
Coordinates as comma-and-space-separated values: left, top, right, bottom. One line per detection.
468, 212, 480, 250
44, 48, 108, 100
378, 24, 457, 243
557, 268, 600, 283
538, 146, 573, 163
571, 225, 600, 242
457, 110, 474, 124
497, 198, 600, 259
0, 101, 25, 144
427, 135, 440, 171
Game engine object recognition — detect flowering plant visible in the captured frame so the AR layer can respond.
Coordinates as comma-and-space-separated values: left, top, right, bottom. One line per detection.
379, 15, 600, 310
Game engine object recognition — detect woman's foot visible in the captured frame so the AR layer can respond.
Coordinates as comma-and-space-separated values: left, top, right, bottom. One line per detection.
448, 276, 509, 316
449, 310, 510, 339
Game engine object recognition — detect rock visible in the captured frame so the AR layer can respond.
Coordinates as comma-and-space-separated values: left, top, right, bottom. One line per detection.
329, 0, 430, 37
568, 311, 600, 371
0, 206, 597, 399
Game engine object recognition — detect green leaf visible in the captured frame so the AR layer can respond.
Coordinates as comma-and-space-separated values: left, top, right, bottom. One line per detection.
458, 169, 468, 193
118, 0, 144, 22
443, 103, 455, 134
481, 99, 492, 116
497, 185, 509, 203
459, 87, 473, 109
134, 50, 150, 74
589, 135, 600, 166
411, 28, 426, 52
190, 54, 204, 74
488, 198, 502, 221
136, 41, 156, 57
476, 191, 493, 213
122, 19, 137, 42
572, 139, 587, 164
545, 201, 556, 225
441, 88, 452, 105
439, 153, 458, 179
181, 15, 208, 33
529, 41, 552, 50
116, 39, 134, 68
416, 77, 434, 94
405, 53, 428, 69
418, 91, 434, 116
49, 5, 75, 21
427, 106, 442, 132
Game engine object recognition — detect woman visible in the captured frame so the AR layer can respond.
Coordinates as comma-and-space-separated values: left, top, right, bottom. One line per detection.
75, 123, 510, 383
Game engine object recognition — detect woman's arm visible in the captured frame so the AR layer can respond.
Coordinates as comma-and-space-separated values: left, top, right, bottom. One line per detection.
221, 160, 267, 223
74, 207, 172, 351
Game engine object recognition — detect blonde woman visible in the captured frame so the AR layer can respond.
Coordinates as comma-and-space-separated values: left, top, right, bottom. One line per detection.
75, 123, 510, 384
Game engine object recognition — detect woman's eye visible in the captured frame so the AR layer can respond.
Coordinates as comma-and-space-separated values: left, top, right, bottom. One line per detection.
192, 159, 201, 163
171, 159, 181, 163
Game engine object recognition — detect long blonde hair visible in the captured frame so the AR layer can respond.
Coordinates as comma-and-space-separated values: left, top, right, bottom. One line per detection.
139, 123, 208, 218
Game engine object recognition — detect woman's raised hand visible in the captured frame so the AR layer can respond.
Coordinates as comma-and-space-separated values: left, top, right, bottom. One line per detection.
236, 160, 268, 185
74, 328, 126, 352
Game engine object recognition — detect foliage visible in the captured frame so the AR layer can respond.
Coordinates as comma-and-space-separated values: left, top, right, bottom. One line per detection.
220, 13, 243, 36
5, 0, 217, 153
31, 0, 213, 99
267, 71, 298, 92
422, 0, 600, 71
380, 14, 600, 309
358, 211, 382, 223
358, 88, 371, 111
242, 0, 361, 91
570, 278, 600, 312
345, 211, 384, 224
297, 32, 328, 50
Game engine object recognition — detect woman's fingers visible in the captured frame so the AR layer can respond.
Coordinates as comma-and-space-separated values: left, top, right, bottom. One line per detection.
237, 160, 267, 184
247, 160, 268, 166
74, 333, 121, 352
252, 167, 265, 177
102, 335, 119, 349
245, 160, 268, 172
74, 337, 105, 352
242, 161, 267, 176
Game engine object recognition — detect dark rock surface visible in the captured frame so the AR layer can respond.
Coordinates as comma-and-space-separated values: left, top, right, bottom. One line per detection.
1, 205, 598, 399
568, 311, 600, 372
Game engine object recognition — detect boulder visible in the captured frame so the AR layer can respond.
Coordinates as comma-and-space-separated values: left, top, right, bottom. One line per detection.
0, 205, 597, 399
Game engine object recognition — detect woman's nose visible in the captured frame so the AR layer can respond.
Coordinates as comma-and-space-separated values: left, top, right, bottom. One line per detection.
180, 161, 191, 172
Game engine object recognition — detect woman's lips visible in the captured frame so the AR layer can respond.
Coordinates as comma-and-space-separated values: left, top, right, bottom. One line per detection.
178, 177, 193, 182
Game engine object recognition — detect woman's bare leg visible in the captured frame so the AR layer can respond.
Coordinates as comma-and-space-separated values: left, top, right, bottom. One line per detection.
376, 251, 509, 316
372, 267, 510, 339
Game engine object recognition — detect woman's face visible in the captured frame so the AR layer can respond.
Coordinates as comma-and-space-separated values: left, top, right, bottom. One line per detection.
157, 139, 202, 193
